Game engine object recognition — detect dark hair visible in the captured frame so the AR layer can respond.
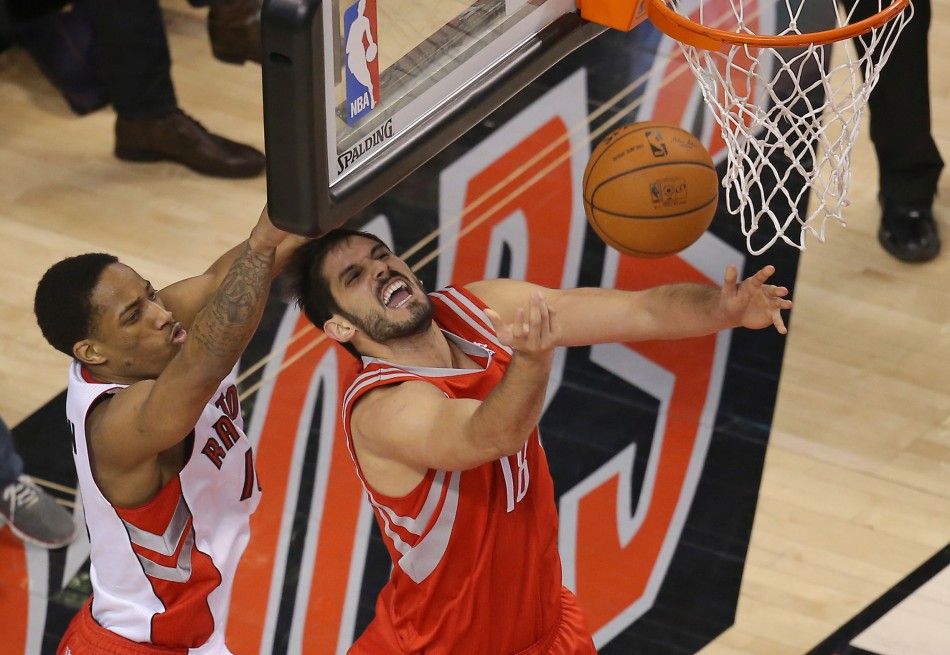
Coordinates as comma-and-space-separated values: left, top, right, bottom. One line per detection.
285, 229, 388, 358
34, 253, 119, 357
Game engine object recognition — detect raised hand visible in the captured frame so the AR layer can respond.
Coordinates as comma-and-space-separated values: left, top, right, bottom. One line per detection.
249, 205, 290, 251
720, 265, 793, 334
484, 292, 560, 359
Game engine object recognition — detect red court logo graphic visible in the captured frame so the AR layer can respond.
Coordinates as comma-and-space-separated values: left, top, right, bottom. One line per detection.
559, 239, 738, 648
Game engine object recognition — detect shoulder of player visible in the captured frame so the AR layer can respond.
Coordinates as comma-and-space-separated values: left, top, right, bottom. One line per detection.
461, 279, 513, 303
86, 380, 156, 451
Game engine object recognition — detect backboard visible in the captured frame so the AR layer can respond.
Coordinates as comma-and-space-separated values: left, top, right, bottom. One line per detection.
262, 0, 606, 235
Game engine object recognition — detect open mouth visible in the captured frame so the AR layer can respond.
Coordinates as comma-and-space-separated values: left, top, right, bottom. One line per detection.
378, 277, 413, 309
170, 323, 187, 345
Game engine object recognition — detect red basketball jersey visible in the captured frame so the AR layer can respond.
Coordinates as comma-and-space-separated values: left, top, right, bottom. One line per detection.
342, 286, 569, 654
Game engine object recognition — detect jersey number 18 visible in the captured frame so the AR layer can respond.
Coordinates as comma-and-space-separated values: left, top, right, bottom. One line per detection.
500, 442, 530, 512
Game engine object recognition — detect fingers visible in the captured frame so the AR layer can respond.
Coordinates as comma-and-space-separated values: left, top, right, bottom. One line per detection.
764, 282, 792, 309
485, 293, 557, 352
514, 308, 527, 340
772, 309, 788, 335
528, 293, 542, 348
768, 285, 789, 297
768, 284, 791, 334
484, 308, 513, 343
753, 265, 776, 284
723, 265, 738, 293
765, 280, 791, 334
537, 292, 551, 344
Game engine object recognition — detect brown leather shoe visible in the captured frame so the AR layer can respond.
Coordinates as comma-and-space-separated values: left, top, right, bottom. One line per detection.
114, 109, 265, 178
208, 0, 262, 65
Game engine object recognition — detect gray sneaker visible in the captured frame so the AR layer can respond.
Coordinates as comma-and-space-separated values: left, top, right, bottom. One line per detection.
0, 475, 77, 548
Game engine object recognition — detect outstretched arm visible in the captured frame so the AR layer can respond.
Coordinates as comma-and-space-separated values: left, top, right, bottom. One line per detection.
157, 206, 311, 330
467, 264, 792, 346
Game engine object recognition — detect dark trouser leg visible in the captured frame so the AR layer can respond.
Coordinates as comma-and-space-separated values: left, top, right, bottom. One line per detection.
78, 0, 177, 119
79, 0, 264, 177
845, 0, 943, 204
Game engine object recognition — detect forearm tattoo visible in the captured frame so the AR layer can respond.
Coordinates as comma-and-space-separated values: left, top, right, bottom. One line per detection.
190, 242, 273, 358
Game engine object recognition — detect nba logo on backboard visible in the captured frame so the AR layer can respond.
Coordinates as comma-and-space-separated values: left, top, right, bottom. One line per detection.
343, 0, 380, 125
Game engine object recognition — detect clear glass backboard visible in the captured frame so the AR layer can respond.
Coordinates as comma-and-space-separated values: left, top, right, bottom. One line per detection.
262, 0, 604, 234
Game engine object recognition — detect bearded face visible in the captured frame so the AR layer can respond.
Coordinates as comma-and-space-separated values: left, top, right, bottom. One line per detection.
321, 236, 435, 347
341, 280, 434, 342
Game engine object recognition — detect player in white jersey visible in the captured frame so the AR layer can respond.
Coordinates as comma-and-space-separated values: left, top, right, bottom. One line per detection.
33, 208, 304, 655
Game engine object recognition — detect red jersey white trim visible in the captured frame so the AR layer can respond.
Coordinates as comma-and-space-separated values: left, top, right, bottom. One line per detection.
428, 289, 511, 355
343, 286, 564, 655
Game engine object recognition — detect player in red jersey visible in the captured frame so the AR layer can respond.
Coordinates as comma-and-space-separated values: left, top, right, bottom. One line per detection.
287, 230, 791, 655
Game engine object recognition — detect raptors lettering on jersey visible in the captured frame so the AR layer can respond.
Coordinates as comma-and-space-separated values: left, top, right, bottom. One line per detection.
62, 363, 261, 654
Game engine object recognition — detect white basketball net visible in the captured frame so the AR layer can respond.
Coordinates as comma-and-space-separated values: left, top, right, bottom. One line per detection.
671, 0, 913, 254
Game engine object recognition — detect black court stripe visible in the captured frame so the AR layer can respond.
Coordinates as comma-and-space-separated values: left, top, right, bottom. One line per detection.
270, 386, 327, 654
806, 543, 950, 655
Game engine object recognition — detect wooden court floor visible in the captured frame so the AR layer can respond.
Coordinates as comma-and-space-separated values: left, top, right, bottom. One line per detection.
0, 2, 947, 653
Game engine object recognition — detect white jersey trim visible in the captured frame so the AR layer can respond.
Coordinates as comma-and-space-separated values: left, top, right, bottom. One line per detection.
368, 469, 447, 538
359, 332, 494, 379
121, 495, 191, 556
430, 288, 512, 355
342, 370, 422, 420
137, 528, 196, 583
66, 360, 257, 649
397, 470, 460, 584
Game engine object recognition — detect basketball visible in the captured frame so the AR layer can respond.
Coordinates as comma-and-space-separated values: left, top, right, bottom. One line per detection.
583, 122, 719, 258
366, 43, 378, 61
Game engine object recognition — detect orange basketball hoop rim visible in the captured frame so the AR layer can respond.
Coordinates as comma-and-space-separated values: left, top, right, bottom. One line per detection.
577, 0, 911, 48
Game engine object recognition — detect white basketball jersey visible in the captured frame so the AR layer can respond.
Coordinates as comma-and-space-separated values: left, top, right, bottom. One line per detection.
65, 361, 261, 654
